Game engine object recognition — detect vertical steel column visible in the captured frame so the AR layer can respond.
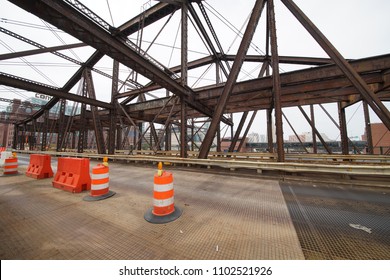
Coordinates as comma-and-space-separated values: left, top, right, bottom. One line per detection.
310, 105, 317, 153
32, 119, 37, 150
41, 109, 49, 151
216, 62, 221, 153
116, 126, 122, 150
165, 124, 171, 151
265, 0, 273, 155
338, 102, 349, 155
108, 60, 119, 154
77, 78, 87, 153
12, 124, 18, 150
71, 131, 76, 149
281, 0, 390, 131
216, 124, 221, 152
84, 68, 106, 154
319, 104, 361, 154
180, 2, 188, 158
267, 109, 273, 153
20, 124, 25, 150
180, 101, 187, 157
363, 101, 373, 154
56, 99, 66, 152
137, 123, 143, 150
268, 0, 284, 161
150, 123, 160, 150
229, 111, 249, 152
199, 0, 266, 159
191, 119, 195, 151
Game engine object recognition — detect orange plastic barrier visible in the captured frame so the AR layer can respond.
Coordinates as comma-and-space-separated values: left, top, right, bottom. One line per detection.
83, 164, 115, 201
144, 162, 182, 224
4, 157, 18, 175
52, 157, 91, 193
26, 154, 53, 179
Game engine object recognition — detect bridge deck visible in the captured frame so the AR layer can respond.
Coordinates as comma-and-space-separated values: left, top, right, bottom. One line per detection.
0, 156, 389, 260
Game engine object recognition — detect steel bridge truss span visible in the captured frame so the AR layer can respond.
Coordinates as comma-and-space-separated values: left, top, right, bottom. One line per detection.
2, 0, 390, 164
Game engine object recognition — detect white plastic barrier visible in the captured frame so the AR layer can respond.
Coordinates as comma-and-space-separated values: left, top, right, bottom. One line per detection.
0, 151, 12, 167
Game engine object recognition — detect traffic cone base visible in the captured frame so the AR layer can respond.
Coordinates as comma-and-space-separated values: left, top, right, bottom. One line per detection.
2, 157, 19, 176
144, 205, 182, 224
0, 172, 20, 177
83, 190, 116, 201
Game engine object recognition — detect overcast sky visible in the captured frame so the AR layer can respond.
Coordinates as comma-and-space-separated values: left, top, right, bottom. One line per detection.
1, 0, 389, 141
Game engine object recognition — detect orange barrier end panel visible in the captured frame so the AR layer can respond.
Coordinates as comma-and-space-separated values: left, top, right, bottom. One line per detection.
26, 154, 53, 179
52, 157, 91, 193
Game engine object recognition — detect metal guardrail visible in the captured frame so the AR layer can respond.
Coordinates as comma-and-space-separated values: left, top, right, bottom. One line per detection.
15, 150, 390, 178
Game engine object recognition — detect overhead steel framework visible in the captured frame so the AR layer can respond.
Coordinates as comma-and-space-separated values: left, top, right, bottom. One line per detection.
1, 0, 390, 160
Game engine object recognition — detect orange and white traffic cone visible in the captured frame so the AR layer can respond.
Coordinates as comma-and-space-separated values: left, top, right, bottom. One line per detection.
3, 153, 18, 176
144, 162, 182, 224
83, 157, 115, 201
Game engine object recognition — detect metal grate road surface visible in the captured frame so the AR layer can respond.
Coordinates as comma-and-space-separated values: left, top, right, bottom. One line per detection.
0, 162, 304, 260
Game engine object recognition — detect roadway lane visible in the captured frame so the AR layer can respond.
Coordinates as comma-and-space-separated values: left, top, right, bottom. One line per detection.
280, 180, 390, 259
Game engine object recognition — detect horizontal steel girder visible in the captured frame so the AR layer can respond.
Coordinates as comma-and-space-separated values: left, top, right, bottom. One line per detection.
118, 54, 390, 122
117, 54, 334, 99
0, 42, 86, 61
0, 72, 112, 109
8, 0, 225, 124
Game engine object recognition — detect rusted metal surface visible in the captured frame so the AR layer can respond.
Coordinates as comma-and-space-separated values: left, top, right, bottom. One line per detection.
338, 102, 349, 155
198, 0, 266, 159
2, 0, 390, 164
268, 0, 284, 162
363, 101, 374, 155
281, 0, 390, 131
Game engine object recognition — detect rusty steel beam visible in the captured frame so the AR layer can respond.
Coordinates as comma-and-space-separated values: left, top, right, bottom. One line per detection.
310, 105, 317, 153
268, 0, 284, 161
8, 0, 226, 125
84, 69, 106, 154
224, 54, 333, 66
117, 2, 179, 36
363, 101, 374, 154
198, 0, 266, 159
281, 0, 390, 131
187, 4, 229, 78
108, 60, 119, 154
266, 109, 273, 153
0, 72, 112, 109
338, 102, 349, 155
56, 99, 66, 151
194, 55, 390, 101
319, 104, 361, 154
12, 0, 232, 122
0, 42, 86, 61
180, 2, 188, 158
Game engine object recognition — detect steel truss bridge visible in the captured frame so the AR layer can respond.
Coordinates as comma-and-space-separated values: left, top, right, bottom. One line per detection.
1, 0, 389, 173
